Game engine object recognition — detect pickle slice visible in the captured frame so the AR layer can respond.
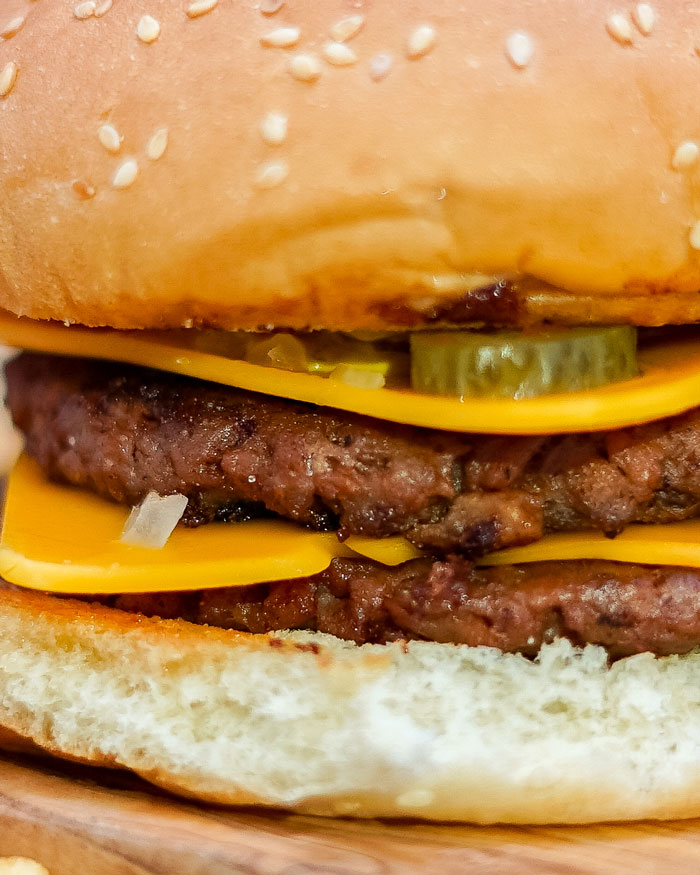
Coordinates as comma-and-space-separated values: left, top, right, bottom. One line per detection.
245, 333, 309, 372
410, 326, 638, 399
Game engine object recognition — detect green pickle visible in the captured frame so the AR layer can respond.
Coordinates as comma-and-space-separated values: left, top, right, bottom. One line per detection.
410, 326, 638, 399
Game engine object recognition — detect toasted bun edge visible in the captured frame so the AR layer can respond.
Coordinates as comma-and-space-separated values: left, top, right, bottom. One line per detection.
1, 586, 700, 823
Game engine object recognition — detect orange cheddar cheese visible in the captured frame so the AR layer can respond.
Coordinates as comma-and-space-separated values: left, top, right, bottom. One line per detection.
5, 455, 700, 595
3, 311, 700, 434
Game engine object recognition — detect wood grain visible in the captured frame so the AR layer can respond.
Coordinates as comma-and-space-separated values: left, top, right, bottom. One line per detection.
0, 754, 699, 873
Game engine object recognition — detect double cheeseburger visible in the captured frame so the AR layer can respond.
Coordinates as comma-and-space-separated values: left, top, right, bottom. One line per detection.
0, 0, 699, 823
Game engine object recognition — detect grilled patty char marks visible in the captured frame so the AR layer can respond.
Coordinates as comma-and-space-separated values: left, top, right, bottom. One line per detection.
8, 351, 700, 556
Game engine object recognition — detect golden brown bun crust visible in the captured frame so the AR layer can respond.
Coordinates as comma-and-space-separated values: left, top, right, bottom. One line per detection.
1, 1, 700, 330
4, 584, 700, 823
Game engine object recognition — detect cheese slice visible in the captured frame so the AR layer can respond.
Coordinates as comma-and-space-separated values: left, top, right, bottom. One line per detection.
4, 311, 700, 434
344, 534, 423, 565
5, 455, 700, 596
477, 523, 700, 569
0, 455, 357, 594
355, 524, 700, 570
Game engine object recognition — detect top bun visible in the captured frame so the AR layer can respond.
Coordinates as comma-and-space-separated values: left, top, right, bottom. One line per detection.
0, 0, 699, 331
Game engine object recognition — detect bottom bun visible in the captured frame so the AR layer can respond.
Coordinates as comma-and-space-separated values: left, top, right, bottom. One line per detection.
1, 586, 700, 823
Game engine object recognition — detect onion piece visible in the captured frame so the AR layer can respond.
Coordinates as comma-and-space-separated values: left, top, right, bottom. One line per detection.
120, 492, 189, 549
329, 364, 386, 390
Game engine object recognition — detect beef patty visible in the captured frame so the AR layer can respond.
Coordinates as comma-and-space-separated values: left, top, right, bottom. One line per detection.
8, 351, 700, 556
93, 556, 700, 658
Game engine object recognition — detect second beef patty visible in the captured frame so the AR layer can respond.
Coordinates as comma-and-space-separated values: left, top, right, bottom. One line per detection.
7, 351, 700, 557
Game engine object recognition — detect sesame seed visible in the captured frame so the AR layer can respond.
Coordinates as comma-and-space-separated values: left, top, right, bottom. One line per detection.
672, 141, 699, 171
323, 41, 357, 66
395, 790, 434, 808
254, 160, 289, 189
369, 52, 393, 81
72, 180, 96, 200
1, 16, 25, 39
288, 53, 321, 82
260, 0, 284, 13
260, 112, 287, 146
98, 124, 122, 154
94, 0, 112, 16
606, 13, 633, 45
137, 15, 160, 44
334, 801, 362, 814
330, 14, 364, 42
74, 1, 96, 19
0, 62, 18, 98
260, 26, 300, 48
112, 159, 138, 190
632, 3, 655, 35
407, 24, 436, 59
691, 221, 700, 250
147, 127, 169, 160
186, 0, 218, 19
505, 31, 534, 69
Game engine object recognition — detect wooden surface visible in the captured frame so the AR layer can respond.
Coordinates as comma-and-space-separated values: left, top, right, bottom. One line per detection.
0, 756, 699, 873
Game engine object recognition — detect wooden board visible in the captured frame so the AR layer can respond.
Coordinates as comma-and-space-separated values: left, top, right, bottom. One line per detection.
0, 754, 699, 873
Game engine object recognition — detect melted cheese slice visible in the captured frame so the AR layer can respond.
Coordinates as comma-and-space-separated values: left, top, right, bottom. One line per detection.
356, 524, 700, 570
344, 534, 423, 565
0, 455, 357, 594
5, 455, 700, 595
477, 523, 700, 569
4, 311, 700, 434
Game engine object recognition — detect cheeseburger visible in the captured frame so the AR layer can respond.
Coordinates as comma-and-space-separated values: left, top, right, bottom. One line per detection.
0, 0, 699, 824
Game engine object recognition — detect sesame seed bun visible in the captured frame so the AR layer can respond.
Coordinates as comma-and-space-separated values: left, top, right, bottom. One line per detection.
8, 0, 700, 829
0, 0, 700, 329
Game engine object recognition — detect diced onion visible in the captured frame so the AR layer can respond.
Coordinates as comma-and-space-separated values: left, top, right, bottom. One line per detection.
330, 364, 386, 390
120, 492, 189, 549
